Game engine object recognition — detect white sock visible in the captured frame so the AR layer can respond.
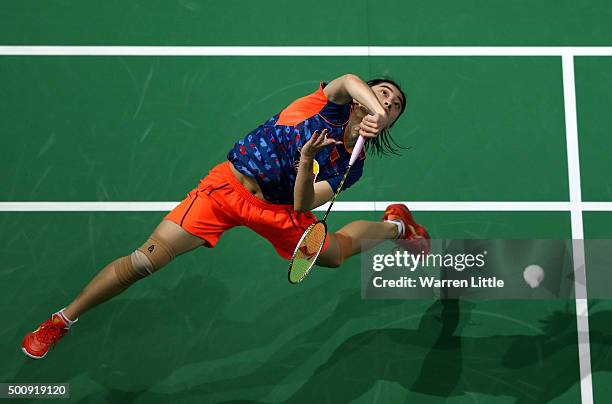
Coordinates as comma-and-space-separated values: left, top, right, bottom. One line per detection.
385, 219, 404, 239
57, 309, 78, 328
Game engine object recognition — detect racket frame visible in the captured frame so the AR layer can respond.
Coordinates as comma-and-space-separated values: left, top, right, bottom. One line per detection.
287, 221, 328, 284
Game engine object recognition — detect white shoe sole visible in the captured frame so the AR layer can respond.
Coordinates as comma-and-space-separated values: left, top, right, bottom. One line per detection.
21, 347, 46, 360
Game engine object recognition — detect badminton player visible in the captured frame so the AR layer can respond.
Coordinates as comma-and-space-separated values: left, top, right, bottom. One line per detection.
22, 74, 429, 359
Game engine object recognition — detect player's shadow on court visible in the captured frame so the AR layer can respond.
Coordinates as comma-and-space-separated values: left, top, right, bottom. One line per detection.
282, 301, 611, 404
11, 276, 612, 404
89, 296, 611, 404
156, 299, 611, 404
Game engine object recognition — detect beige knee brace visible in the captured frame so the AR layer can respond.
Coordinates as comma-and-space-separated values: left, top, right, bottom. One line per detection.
114, 236, 177, 287
136, 236, 176, 273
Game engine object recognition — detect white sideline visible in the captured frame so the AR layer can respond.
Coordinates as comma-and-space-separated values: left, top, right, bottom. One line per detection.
0, 201, 611, 212
562, 54, 593, 404
1, 46, 612, 56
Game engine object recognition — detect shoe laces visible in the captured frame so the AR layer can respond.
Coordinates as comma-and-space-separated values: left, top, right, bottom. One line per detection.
35, 319, 67, 347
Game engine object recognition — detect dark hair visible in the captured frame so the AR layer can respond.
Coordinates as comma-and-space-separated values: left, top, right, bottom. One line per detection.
364, 78, 409, 157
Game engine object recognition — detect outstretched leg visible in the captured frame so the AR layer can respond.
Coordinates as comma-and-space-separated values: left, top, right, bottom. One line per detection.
316, 204, 429, 268
62, 220, 204, 320
316, 220, 399, 268
22, 220, 205, 359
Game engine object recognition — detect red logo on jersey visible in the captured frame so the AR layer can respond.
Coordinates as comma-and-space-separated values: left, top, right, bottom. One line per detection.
330, 147, 340, 162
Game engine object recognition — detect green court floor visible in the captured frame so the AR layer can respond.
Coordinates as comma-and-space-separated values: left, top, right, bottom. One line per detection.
1, 212, 583, 403
2, 2, 612, 403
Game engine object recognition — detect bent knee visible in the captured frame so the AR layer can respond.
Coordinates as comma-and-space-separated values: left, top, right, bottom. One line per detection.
316, 231, 354, 268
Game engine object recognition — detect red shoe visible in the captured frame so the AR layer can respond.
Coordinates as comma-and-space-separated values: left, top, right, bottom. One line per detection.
383, 203, 431, 254
22, 313, 70, 359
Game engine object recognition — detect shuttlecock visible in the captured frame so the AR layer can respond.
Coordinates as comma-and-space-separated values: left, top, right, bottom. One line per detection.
523, 265, 545, 288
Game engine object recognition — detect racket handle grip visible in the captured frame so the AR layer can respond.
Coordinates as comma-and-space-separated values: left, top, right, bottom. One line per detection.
349, 135, 366, 166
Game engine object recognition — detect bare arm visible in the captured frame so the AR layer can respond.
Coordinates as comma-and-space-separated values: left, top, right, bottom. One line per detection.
323, 74, 389, 137
294, 129, 340, 213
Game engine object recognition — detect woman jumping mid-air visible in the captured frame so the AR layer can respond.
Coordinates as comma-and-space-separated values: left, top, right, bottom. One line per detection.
22, 73, 429, 359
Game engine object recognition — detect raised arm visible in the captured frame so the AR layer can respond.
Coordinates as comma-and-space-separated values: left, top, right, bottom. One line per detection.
323, 74, 389, 137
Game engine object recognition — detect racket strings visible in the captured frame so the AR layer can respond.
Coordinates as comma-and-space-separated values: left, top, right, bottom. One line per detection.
296, 223, 326, 261
289, 222, 327, 283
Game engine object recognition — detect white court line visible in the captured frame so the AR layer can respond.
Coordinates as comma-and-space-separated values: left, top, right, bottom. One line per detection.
0, 201, 611, 212
1, 46, 612, 56
562, 53, 593, 404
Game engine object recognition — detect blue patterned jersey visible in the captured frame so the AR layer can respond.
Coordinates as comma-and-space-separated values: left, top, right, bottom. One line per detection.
227, 83, 365, 204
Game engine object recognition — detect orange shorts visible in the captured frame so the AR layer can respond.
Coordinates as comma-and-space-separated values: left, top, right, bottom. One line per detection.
165, 161, 329, 260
